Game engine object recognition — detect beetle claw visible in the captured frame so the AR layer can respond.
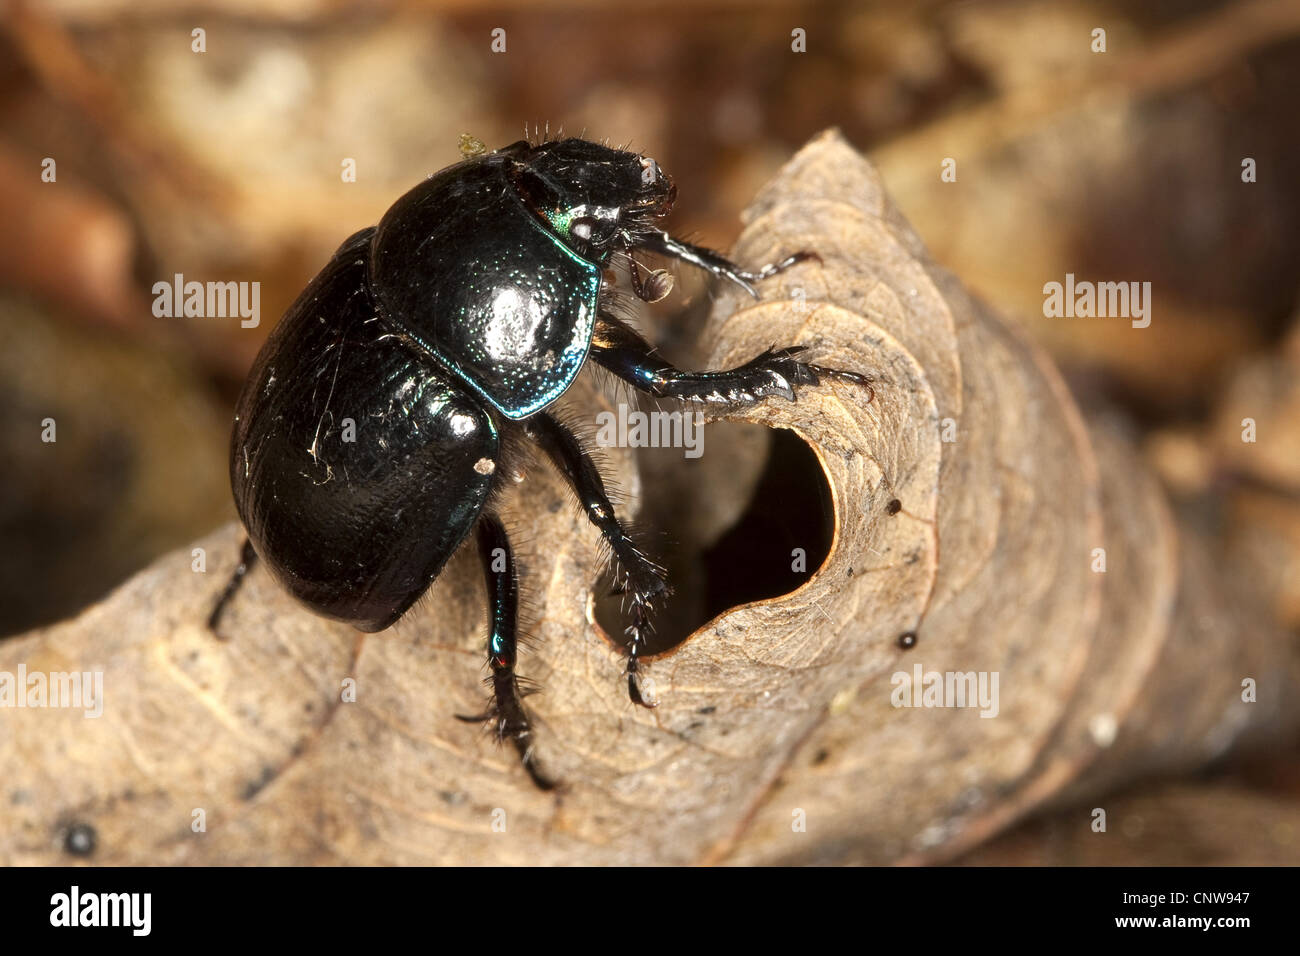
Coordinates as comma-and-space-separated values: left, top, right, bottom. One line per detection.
628, 672, 659, 709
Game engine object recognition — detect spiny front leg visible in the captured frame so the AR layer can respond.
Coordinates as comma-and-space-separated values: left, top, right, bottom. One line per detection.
457, 513, 554, 790
589, 312, 873, 406
635, 229, 818, 299
524, 412, 668, 708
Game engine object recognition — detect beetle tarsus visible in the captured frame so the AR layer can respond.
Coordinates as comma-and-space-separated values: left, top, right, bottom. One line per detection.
472, 514, 556, 790
742, 249, 821, 283
637, 230, 817, 299
625, 598, 659, 709
805, 364, 876, 402
490, 672, 557, 791
628, 671, 655, 709
207, 537, 258, 635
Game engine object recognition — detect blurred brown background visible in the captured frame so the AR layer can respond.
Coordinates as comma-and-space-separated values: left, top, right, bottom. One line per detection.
1, 0, 1298, 864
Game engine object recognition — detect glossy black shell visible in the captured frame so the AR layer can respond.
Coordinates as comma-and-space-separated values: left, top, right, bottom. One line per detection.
230, 228, 499, 632
371, 148, 601, 419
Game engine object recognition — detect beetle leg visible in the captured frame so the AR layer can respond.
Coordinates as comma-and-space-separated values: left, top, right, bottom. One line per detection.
590, 312, 873, 405
524, 412, 668, 709
207, 537, 258, 635
635, 230, 818, 299
457, 513, 555, 790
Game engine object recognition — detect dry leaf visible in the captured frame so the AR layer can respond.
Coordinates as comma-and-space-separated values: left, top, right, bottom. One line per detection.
1, 130, 1293, 865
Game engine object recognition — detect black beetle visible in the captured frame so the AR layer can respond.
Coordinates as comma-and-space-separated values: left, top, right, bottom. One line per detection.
209, 136, 871, 788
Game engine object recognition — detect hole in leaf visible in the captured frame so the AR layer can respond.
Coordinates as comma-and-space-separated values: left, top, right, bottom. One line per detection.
594, 424, 835, 656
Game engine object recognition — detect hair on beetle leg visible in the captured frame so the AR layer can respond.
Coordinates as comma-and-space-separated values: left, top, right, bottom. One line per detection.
456, 669, 544, 725
454, 678, 555, 791
448, 508, 558, 790
516, 407, 670, 710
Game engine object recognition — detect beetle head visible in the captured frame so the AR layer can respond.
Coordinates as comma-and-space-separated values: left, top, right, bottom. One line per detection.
508, 138, 676, 260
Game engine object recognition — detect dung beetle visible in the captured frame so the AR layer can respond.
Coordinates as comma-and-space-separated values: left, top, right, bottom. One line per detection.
209, 136, 871, 788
